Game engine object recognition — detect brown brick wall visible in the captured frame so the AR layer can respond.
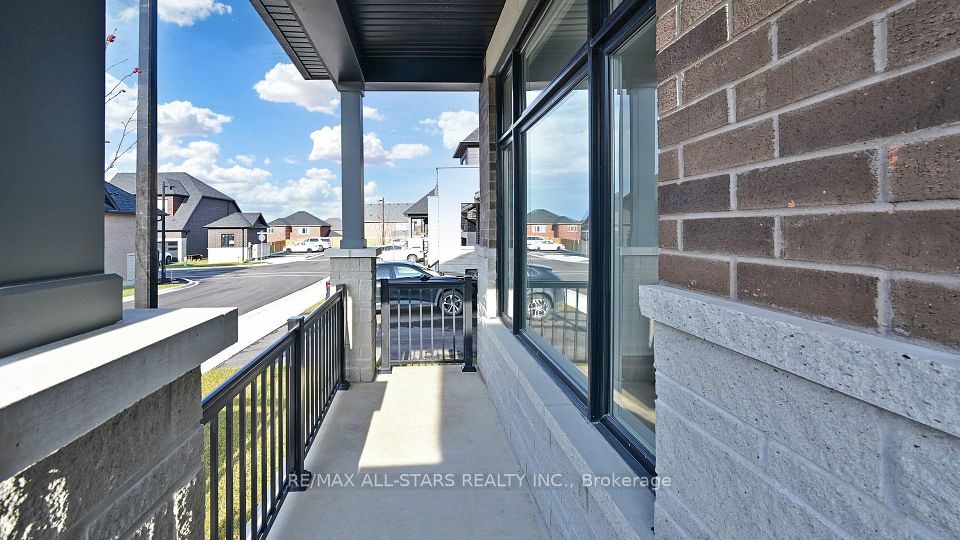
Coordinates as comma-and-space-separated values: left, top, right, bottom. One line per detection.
479, 76, 498, 250
657, 0, 960, 352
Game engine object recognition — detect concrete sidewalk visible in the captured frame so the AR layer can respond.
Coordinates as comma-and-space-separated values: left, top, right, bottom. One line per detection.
200, 278, 328, 372
270, 366, 549, 539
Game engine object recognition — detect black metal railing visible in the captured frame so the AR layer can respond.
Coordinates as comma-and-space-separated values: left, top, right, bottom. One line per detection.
526, 281, 589, 363
201, 286, 347, 540
377, 278, 476, 372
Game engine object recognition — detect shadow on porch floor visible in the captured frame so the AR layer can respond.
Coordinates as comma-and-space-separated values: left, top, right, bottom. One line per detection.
269, 365, 549, 539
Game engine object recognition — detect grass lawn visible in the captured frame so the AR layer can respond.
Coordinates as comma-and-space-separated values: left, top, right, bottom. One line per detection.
202, 365, 289, 539
121, 282, 184, 298
174, 259, 265, 268
301, 296, 329, 315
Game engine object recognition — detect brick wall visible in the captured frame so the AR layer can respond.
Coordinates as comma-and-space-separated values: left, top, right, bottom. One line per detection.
479, 77, 498, 250
656, 0, 960, 352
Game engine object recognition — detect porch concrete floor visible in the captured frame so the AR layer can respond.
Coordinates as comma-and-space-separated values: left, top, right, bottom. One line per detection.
269, 365, 550, 539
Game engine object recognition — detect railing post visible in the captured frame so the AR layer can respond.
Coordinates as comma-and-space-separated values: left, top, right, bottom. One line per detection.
287, 315, 310, 490
336, 285, 350, 390
462, 278, 476, 372
379, 278, 392, 373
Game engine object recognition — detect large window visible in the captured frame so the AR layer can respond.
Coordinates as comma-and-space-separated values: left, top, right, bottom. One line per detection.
523, 79, 590, 387
522, 0, 588, 108
610, 19, 658, 453
497, 0, 657, 475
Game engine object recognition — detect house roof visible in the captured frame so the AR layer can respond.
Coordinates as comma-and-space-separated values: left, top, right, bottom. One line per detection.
404, 187, 437, 217
205, 212, 269, 229
365, 202, 411, 223
527, 208, 579, 225
453, 127, 480, 159
270, 210, 331, 227
325, 217, 343, 231
104, 182, 136, 214
109, 172, 237, 231
250, 0, 507, 90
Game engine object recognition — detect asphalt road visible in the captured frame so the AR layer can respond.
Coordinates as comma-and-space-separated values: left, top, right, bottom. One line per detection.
134, 255, 331, 315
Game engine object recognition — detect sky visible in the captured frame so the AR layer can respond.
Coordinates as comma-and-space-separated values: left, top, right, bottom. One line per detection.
104, 0, 479, 222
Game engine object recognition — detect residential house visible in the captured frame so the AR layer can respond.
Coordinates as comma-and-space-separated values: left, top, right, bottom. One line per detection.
267, 210, 332, 245
109, 171, 240, 259
403, 187, 435, 238
103, 182, 135, 284
453, 127, 480, 165
526, 208, 583, 243
364, 202, 412, 245
204, 212, 270, 263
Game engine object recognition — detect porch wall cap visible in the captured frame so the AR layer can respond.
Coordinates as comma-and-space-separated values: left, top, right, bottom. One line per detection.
326, 248, 378, 258
639, 285, 960, 437
0, 307, 238, 479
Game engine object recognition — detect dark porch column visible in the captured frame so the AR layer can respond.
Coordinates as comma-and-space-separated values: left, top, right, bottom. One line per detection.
340, 87, 366, 249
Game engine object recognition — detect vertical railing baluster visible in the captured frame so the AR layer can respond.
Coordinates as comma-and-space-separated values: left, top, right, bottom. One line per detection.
210, 414, 220, 540
225, 400, 234, 538
419, 297, 423, 361
239, 387, 247, 540
250, 380, 258, 537
338, 287, 349, 389
379, 278, 391, 373
287, 315, 308, 490
269, 359, 276, 511
260, 371, 267, 528
463, 279, 476, 372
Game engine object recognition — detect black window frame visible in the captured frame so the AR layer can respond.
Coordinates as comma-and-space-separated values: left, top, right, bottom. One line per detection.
495, 0, 658, 478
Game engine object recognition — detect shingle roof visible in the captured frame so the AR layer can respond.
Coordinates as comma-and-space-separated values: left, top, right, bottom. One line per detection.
404, 187, 437, 216
527, 208, 579, 224
325, 217, 342, 231
276, 210, 330, 227
365, 202, 411, 222
453, 127, 480, 159
205, 212, 268, 229
109, 172, 237, 231
104, 182, 136, 214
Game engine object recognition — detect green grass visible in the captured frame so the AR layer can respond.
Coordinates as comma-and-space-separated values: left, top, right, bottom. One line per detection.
202, 366, 289, 540
121, 282, 184, 297
301, 296, 328, 315
175, 259, 266, 268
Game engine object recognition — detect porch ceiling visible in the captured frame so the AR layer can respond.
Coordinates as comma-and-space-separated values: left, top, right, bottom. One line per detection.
251, 0, 506, 90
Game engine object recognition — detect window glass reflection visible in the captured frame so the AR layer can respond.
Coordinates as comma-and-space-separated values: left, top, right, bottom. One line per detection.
610, 21, 658, 452
501, 70, 514, 134
501, 143, 515, 321
524, 79, 590, 386
522, 0, 588, 108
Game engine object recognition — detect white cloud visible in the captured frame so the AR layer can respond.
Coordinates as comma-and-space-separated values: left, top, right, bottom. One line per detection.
364, 180, 380, 203
263, 158, 272, 165
158, 100, 232, 137
158, 136, 270, 192
309, 125, 430, 166
363, 106, 384, 121
118, 7, 138, 22
254, 63, 340, 114
235, 154, 256, 166
419, 110, 479, 149
284, 156, 298, 164
159, 0, 232, 26
105, 72, 138, 134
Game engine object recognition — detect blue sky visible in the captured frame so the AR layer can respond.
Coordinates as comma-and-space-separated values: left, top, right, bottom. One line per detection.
105, 0, 478, 221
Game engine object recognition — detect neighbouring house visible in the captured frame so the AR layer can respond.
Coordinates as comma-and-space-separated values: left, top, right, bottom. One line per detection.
403, 187, 434, 238
204, 212, 270, 263
103, 182, 135, 284
267, 211, 332, 245
453, 127, 480, 166
364, 202, 412, 245
526, 208, 584, 249
325, 217, 343, 236
109, 172, 240, 259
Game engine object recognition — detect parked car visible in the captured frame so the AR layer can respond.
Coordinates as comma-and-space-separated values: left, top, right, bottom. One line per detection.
527, 237, 563, 251
158, 248, 175, 265
375, 261, 474, 316
378, 241, 424, 263
285, 237, 326, 253
525, 264, 567, 320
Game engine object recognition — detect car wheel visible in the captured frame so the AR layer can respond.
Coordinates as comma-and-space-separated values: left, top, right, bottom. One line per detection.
407, 254, 418, 263
284, 248, 292, 254
439, 290, 464, 316
527, 293, 553, 321
318, 246, 325, 253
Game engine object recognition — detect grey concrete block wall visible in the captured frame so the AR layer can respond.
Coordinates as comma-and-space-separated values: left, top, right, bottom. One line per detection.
0, 369, 205, 539
329, 253, 377, 382
652, 322, 958, 539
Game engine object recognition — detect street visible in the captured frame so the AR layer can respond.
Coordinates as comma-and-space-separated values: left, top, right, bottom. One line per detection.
133, 255, 330, 315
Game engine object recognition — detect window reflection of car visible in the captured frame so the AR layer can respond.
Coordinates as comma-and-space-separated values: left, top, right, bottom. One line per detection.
375, 261, 475, 316
525, 264, 565, 320
284, 237, 326, 253
526, 236, 563, 251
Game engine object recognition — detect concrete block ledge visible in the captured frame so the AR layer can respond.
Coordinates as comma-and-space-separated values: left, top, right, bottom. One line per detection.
0, 307, 237, 479
479, 318, 656, 539
326, 248, 378, 258
639, 285, 960, 437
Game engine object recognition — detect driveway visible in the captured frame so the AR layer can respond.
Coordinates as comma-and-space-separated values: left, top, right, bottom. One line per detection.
132, 255, 331, 315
